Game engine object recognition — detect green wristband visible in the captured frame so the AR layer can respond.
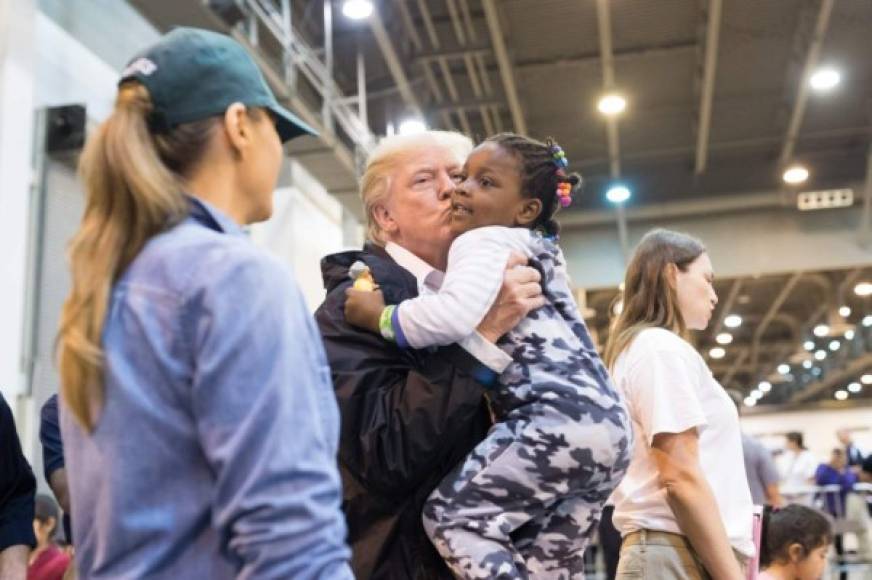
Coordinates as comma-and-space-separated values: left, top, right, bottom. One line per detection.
379, 305, 397, 341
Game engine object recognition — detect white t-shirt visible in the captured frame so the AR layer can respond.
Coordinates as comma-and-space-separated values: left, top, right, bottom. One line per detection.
610, 327, 755, 557
776, 449, 818, 502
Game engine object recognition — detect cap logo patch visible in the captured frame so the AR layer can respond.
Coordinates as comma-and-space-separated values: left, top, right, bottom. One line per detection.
122, 57, 158, 78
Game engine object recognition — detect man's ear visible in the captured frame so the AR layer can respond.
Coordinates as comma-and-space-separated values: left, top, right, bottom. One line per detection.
222, 102, 251, 159
372, 203, 398, 237
515, 198, 543, 227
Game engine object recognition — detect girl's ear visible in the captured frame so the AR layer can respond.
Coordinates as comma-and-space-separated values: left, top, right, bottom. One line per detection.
787, 542, 806, 564
663, 262, 679, 290
515, 198, 542, 227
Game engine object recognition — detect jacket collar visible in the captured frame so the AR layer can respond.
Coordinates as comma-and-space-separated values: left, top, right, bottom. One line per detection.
187, 196, 245, 237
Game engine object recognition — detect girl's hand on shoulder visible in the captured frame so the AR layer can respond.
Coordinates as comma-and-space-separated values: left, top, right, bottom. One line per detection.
344, 288, 386, 334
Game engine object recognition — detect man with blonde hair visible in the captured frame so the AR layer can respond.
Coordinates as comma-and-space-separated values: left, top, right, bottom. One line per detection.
316, 130, 545, 578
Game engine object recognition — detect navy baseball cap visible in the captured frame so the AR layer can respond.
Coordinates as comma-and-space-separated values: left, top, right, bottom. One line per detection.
119, 27, 316, 143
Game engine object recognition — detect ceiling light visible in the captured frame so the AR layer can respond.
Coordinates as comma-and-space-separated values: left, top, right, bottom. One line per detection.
744, 397, 757, 407
783, 165, 809, 185
809, 68, 841, 91
709, 347, 726, 359
759, 381, 772, 393
855, 283, 872, 297
845, 329, 855, 340
606, 185, 631, 204
835, 390, 848, 401
864, 315, 872, 327
802, 360, 813, 369
398, 118, 427, 135
839, 306, 851, 317
803, 340, 815, 351
724, 315, 742, 328
777, 364, 791, 375
751, 389, 762, 399
812, 367, 822, 376
342, 0, 374, 20
597, 94, 627, 116
814, 349, 827, 361
716, 332, 733, 345
848, 382, 862, 393
829, 340, 841, 352
813, 324, 830, 337
861, 374, 872, 385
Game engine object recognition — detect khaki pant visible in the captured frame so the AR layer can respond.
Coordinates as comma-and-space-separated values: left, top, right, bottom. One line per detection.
616, 529, 746, 580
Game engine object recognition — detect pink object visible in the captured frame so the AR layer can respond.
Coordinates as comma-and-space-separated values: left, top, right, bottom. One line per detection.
747, 505, 764, 580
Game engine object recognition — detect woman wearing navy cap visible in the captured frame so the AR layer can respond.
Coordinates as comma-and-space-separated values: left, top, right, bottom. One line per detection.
57, 27, 352, 579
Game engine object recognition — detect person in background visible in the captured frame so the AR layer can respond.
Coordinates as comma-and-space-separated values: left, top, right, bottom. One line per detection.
605, 229, 753, 580
837, 428, 864, 471
27, 495, 70, 580
777, 432, 818, 506
727, 389, 782, 507
0, 392, 37, 580
758, 504, 832, 580
39, 395, 70, 542
56, 27, 352, 579
316, 130, 545, 579
815, 449, 858, 518
815, 448, 862, 580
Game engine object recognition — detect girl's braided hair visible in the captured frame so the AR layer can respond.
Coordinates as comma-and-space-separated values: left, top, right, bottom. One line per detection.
484, 133, 582, 237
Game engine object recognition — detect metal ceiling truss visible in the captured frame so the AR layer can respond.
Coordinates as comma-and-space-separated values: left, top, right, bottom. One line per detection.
236, 0, 375, 156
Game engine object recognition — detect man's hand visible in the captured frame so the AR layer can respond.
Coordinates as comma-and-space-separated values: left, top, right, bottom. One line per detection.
477, 252, 545, 343
344, 289, 387, 334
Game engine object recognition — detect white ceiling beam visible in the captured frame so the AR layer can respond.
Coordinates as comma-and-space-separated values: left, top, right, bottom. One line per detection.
481, 0, 527, 134
368, 8, 424, 119
595, 0, 620, 178
778, 0, 836, 166
560, 189, 788, 228
393, 0, 423, 52
594, 0, 628, 263
858, 143, 872, 245
694, 0, 723, 175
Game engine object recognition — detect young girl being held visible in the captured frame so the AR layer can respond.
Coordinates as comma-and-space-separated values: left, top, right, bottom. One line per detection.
759, 504, 833, 580
345, 133, 631, 579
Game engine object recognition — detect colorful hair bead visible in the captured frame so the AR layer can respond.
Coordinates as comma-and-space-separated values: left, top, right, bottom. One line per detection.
556, 180, 572, 207
550, 143, 573, 207
550, 144, 570, 169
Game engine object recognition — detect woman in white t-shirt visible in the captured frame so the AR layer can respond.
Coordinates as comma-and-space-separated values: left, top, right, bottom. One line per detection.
604, 229, 753, 580
776, 432, 818, 506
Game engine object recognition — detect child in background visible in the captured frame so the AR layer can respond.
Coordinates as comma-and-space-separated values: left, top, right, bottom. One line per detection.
759, 504, 833, 580
27, 494, 70, 580
346, 133, 631, 579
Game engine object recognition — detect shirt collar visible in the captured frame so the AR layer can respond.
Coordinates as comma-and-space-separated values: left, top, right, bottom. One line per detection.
187, 196, 246, 237
384, 242, 444, 291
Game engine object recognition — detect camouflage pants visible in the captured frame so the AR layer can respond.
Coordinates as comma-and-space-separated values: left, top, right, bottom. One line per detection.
423, 404, 630, 580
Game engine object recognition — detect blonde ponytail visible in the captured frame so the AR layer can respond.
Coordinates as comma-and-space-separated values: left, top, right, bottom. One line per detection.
58, 82, 216, 430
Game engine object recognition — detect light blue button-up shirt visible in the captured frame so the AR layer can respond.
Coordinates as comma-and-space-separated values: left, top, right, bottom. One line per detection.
61, 198, 352, 579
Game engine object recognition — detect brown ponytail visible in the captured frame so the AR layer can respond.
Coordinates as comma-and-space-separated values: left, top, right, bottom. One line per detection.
58, 82, 216, 430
